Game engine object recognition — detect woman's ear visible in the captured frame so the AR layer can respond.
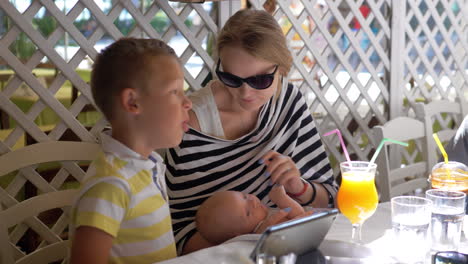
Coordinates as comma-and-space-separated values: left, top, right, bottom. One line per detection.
120, 88, 140, 114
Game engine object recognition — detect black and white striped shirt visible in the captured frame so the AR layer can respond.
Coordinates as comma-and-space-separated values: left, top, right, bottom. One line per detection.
165, 80, 337, 253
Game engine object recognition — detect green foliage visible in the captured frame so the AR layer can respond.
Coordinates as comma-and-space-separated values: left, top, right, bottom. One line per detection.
114, 19, 135, 36
10, 32, 35, 60
7, 15, 56, 60
184, 18, 193, 28
33, 15, 56, 38
150, 15, 169, 33
74, 20, 88, 32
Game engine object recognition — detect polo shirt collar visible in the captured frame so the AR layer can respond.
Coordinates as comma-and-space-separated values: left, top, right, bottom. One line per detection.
99, 131, 162, 171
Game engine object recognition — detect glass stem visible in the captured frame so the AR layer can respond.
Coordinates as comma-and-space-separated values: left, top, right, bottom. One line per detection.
351, 223, 362, 244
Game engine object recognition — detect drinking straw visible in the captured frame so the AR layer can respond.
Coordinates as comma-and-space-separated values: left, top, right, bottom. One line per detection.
324, 129, 351, 162
433, 133, 448, 164
369, 138, 409, 164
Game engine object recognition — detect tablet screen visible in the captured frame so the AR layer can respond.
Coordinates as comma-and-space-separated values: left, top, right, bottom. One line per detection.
250, 208, 339, 260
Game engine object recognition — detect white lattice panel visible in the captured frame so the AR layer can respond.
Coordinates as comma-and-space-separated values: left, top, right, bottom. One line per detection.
399, 0, 468, 166
251, 0, 467, 173
0, 0, 467, 254
0, 0, 220, 255
251, 0, 393, 175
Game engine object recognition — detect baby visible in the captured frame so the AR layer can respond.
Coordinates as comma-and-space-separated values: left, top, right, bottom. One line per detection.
196, 184, 306, 244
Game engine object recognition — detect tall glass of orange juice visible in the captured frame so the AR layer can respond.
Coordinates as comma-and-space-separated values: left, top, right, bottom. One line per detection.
337, 161, 378, 244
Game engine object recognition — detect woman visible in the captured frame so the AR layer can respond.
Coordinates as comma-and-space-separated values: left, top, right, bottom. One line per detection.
165, 9, 338, 254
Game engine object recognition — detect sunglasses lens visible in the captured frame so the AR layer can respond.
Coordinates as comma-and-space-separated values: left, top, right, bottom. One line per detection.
434, 252, 468, 264
246, 75, 274, 90
217, 72, 242, 88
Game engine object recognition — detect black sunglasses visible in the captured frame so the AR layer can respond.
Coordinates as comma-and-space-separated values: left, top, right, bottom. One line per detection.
215, 59, 278, 90
433, 251, 468, 264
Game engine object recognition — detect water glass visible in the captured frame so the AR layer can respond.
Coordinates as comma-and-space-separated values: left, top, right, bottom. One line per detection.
391, 196, 433, 263
425, 189, 466, 252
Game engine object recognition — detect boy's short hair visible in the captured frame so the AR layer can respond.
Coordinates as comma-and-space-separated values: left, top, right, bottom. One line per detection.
91, 38, 177, 121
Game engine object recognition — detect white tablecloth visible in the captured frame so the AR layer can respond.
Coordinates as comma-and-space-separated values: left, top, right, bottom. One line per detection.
158, 202, 468, 264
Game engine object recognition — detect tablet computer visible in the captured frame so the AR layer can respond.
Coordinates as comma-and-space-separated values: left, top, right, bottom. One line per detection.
250, 208, 339, 260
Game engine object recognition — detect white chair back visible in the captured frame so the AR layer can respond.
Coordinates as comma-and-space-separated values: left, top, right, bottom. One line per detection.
414, 100, 466, 168
0, 141, 100, 264
0, 190, 76, 264
372, 117, 430, 202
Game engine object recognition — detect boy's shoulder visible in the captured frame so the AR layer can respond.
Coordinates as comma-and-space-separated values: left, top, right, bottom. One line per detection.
90, 150, 128, 177
82, 152, 131, 190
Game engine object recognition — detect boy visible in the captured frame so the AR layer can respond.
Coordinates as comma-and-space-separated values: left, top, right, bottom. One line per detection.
196, 184, 308, 244
70, 38, 192, 264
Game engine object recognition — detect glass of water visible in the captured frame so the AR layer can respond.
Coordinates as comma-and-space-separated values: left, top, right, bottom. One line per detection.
391, 196, 433, 263
425, 189, 466, 252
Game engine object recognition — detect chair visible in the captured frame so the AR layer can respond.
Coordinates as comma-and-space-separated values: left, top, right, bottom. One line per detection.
0, 141, 100, 264
414, 100, 467, 167
372, 117, 431, 202
0, 190, 75, 264
24, 128, 98, 201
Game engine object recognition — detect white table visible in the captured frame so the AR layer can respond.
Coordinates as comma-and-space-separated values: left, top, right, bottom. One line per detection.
159, 202, 468, 264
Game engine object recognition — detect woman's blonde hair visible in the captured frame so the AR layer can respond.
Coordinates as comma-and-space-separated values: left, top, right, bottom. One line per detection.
216, 9, 292, 76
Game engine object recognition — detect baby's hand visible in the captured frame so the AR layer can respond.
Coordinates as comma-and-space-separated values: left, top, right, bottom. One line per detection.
254, 208, 290, 234
268, 184, 288, 205
268, 184, 305, 219
290, 210, 315, 220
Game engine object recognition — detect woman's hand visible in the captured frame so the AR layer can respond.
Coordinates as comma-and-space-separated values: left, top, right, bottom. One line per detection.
261, 150, 303, 194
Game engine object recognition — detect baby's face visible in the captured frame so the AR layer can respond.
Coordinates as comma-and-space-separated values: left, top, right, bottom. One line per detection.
226, 192, 269, 233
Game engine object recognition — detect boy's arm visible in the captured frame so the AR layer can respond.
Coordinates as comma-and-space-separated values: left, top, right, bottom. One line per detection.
269, 184, 304, 218
70, 226, 113, 264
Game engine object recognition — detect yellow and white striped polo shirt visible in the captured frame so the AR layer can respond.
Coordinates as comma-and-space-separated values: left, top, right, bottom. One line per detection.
72, 132, 176, 264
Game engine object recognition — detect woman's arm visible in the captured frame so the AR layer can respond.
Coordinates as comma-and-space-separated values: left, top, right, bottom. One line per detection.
181, 231, 215, 255
293, 181, 331, 208
70, 226, 113, 264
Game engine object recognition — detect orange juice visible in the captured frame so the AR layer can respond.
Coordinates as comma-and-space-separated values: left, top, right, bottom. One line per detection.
430, 161, 468, 213
337, 171, 378, 224
431, 168, 468, 194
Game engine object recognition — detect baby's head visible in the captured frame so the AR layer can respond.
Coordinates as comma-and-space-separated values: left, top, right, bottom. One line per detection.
196, 191, 268, 244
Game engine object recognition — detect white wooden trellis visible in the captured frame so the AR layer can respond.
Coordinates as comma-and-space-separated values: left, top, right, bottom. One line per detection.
0, 0, 467, 255
262, 0, 394, 175
252, 0, 467, 174
0, 0, 223, 255
397, 0, 468, 168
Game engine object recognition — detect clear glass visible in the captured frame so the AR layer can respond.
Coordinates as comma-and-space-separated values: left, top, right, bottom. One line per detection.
391, 196, 432, 263
426, 190, 466, 251
337, 161, 378, 244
